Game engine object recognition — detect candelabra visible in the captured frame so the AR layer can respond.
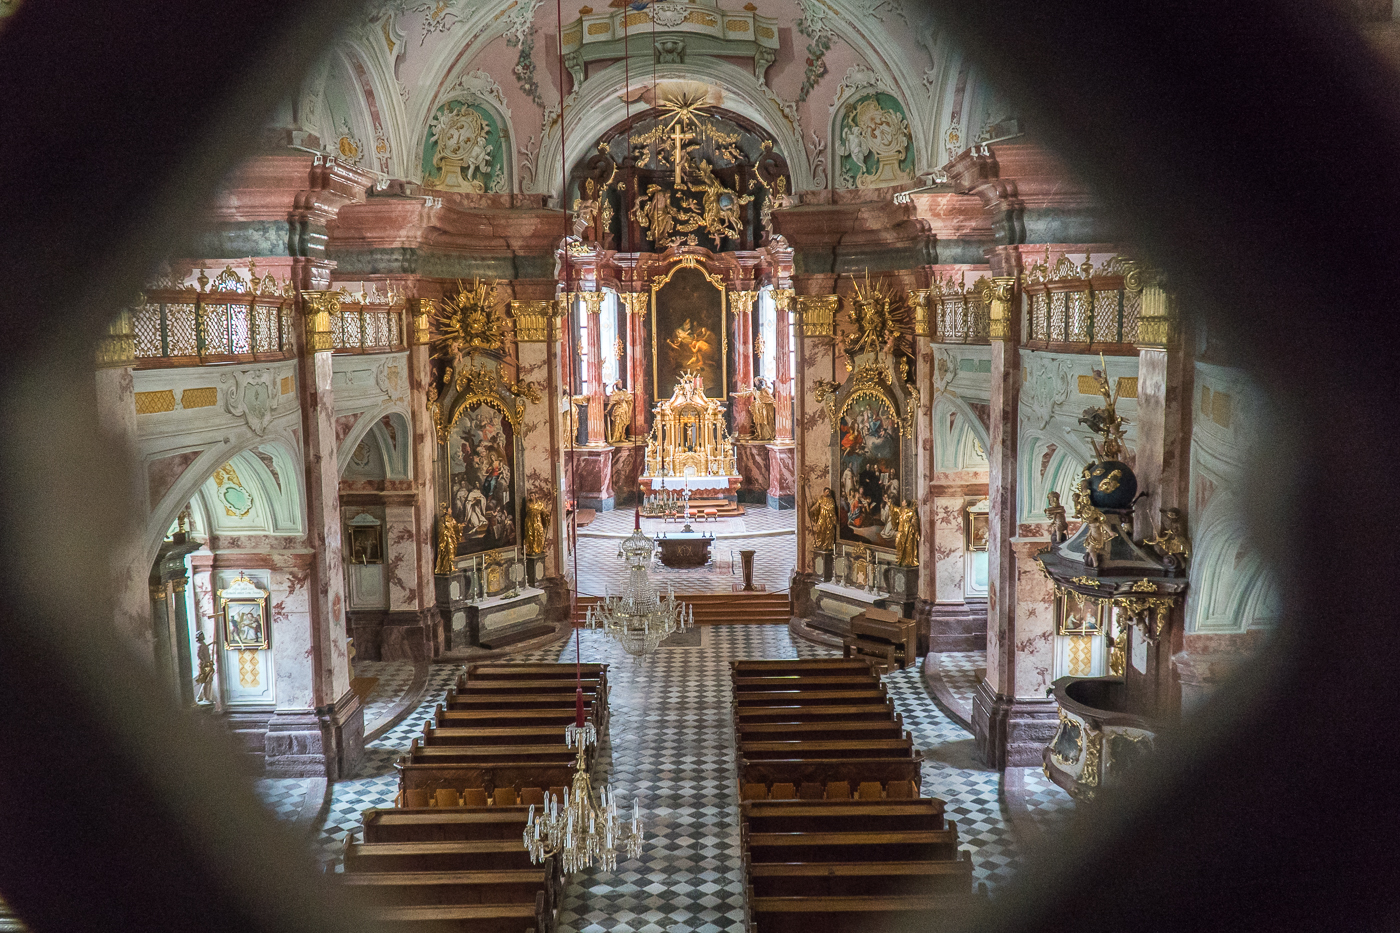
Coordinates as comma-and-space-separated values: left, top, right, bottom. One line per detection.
523, 722, 643, 873
584, 517, 691, 657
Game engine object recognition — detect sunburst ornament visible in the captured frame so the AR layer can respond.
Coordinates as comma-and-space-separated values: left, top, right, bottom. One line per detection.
430, 278, 503, 360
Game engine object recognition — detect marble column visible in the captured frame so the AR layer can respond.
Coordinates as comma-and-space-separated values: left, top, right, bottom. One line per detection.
512, 298, 566, 580
622, 292, 649, 441
269, 288, 362, 779
772, 288, 795, 442
406, 300, 441, 655
971, 270, 1056, 768
913, 297, 936, 649
581, 291, 607, 448
95, 310, 152, 657
790, 285, 838, 615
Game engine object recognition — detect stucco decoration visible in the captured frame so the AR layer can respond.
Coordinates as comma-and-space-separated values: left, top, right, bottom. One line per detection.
503, 0, 544, 107
836, 92, 914, 189
1021, 356, 1076, 431
423, 97, 507, 193
795, 0, 837, 102
222, 368, 284, 436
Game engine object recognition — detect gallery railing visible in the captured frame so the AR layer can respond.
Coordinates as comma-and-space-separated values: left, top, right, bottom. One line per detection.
1023, 254, 1142, 352
928, 274, 992, 344
130, 267, 407, 366
131, 266, 295, 367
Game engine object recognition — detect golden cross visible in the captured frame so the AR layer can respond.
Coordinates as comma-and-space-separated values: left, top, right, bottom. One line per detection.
669, 121, 695, 185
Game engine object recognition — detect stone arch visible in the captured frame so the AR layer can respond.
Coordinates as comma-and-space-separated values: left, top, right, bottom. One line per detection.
337, 404, 414, 480
931, 393, 990, 471
1017, 430, 1095, 525
1186, 492, 1282, 634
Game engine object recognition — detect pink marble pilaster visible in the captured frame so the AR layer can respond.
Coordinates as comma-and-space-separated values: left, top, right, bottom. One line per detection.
731, 289, 755, 392
625, 296, 649, 440
383, 504, 418, 612
794, 305, 835, 570
517, 333, 560, 576
933, 496, 967, 603
984, 282, 1022, 701
583, 293, 607, 447
1010, 536, 1056, 699
407, 340, 437, 616
189, 549, 219, 707
766, 444, 795, 503
773, 291, 794, 441
295, 290, 352, 706
96, 363, 150, 652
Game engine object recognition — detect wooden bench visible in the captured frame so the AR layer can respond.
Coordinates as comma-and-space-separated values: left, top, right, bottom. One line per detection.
732, 674, 881, 690
734, 688, 888, 708
739, 756, 922, 792
443, 694, 603, 713
748, 859, 974, 898
345, 839, 537, 874
736, 720, 906, 742
363, 808, 532, 843
342, 868, 549, 905
741, 799, 945, 833
841, 608, 917, 673
407, 743, 578, 767
743, 828, 960, 864
422, 724, 571, 746
453, 678, 604, 696
738, 738, 915, 761
735, 701, 897, 724
396, 762, 577, 797
732, 659, 876, 675
747, 892, 971, 933
361, 900, 545, 933
436, 707, 599, 730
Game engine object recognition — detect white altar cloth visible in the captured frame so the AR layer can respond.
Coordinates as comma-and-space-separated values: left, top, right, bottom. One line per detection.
648, 475, 737, 492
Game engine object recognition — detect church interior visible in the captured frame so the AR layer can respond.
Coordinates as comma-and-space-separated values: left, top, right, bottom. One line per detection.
1, 0, 1397, 931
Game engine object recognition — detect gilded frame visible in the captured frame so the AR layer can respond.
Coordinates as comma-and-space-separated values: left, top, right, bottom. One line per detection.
222, 594, 270, 650
1056, 589, 1108, 636
651, 257, 729, 401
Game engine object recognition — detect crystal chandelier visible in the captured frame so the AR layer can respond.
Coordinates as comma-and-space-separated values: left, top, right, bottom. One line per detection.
523, 720, 644, 873
584, 514, 692, 657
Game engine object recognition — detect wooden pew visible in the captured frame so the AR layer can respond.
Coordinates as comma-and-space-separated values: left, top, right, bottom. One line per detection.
747, 891, 971, 933
361, 899, 546, 933
748, 859, 974, 898
735, 701, 897, 724
443, 694, 603, 713
345, 839, 537, 874
738, 738, 915, 761
744, 827, 961, 863
363, 808, 532, 843
733, 688, 888, 708
732, 674, 881, 690
343, 870, 548, 907
736, 720, 906, 742
739, 757, 922, 793
407, 743, 578, 767
732, 659, 875, 674
422, 724, 571, 746
741, 799, 945, 834
396, 762, 577, 797
453, 678, 604, 697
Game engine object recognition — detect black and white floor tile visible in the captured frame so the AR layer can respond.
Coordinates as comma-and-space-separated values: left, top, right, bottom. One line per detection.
1014, 766, 1076, 836
352, 659, 419, 731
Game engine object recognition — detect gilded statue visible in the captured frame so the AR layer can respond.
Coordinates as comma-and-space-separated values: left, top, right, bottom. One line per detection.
523, 494, 551, 556
193, 630, 216, 705
1071, 472, 1094, 519
1045, 490, 1069, 545
893, 499, 920, 567
606, 380, 633, 444
1144, 507, 1192, 572
1077, 354, 1128, 461
632, 184, 676, 246
1081, 507, 1115, 570
807, 486, 838, 552
749, 378, 776, 441
435, 502, 462, 575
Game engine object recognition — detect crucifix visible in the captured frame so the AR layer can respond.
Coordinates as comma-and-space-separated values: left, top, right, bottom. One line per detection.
669, 119, 696, 185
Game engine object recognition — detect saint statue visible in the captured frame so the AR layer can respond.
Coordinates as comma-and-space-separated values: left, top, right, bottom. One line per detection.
435, 502, 462, 575
606, 380, 633, 444
749, 378, 776, 441
1082, 506, 1115, 570
193, 630, 216, 705
807, 486, 838, 553
1045, 490, 1069, 545
894, 499, 920, 567
524, 494, 551, 556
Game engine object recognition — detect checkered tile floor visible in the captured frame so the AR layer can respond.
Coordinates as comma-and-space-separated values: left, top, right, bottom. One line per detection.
575, 508, 796, 598
253, 777, 315, 822
1015, 766, 1076, 836
294, 624, 1026, 926
935, 650, 985, 721
353, 659, 419, 732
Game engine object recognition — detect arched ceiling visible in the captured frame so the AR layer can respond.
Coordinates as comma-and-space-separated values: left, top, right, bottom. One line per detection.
298, 0, 1014, 197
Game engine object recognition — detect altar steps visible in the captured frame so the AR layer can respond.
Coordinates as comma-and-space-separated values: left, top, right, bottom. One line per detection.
574, 592, 790, 626
644, 497, 746, 519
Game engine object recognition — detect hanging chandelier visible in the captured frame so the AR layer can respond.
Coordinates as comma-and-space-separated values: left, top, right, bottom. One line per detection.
584, 513, 692, 657
524, 720, 643, 873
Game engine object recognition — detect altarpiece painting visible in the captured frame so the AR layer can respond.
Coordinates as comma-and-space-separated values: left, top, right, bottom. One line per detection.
652, 264, 727, 401
448, 401, 518, 555
837, 393, 902, 549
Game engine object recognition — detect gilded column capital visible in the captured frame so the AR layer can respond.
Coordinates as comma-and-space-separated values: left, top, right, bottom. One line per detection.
729, 289, 757, 315
794, 295, 838, 338
300, 289, 340, 353
987, 276, 1017, 341
96, 309, 136, 369
909, 288, 932, 338
408, 297, 434, 346
619, 292, 649, 316
580, 290, 604, 315
771, 288, 794, 313
511, 299, 555, 342
1130, 264, 1176, 350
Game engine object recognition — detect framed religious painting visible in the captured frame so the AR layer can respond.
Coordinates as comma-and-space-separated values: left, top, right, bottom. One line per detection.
652, 261, 728, 401
836, 392, 902, 550
220, 573, 270, 650
1056, 590, 1108, 636
447, 401, 519, 557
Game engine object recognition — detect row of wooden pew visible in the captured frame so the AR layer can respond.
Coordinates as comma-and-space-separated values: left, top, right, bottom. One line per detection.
339, 662, 609, 933
731, 658, 979, 933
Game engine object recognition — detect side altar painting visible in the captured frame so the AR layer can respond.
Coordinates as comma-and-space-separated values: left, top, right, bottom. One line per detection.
448, 402, 518, 555
837, 393, 902, 549
652, 264, 728, 401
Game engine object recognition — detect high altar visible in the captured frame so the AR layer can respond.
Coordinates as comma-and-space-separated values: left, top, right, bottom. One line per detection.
641, 373, 741, 501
